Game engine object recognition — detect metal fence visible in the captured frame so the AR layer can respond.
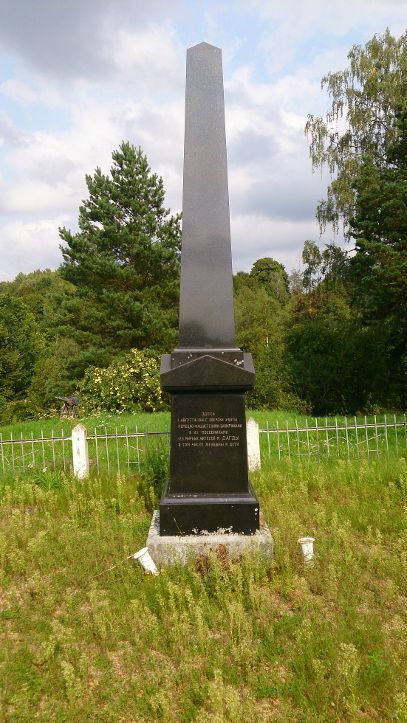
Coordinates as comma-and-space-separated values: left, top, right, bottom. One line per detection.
260, 415, 407, 462
0, 426, 170, 478
0, 415, 406, 478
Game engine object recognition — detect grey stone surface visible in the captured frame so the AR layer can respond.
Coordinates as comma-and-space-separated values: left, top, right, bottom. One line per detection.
147, 511, 273, 567
158, 42, 260, 536
178, 42, 235, 349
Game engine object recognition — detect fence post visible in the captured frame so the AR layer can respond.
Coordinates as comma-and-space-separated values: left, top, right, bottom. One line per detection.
247, 417, 261, 471
72, 424, 89, 479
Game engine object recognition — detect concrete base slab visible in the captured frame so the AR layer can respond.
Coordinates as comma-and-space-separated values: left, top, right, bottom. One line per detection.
145, 510, 273, 568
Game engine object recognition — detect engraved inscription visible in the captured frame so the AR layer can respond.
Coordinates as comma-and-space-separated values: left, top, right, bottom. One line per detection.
175, 409, 243, 449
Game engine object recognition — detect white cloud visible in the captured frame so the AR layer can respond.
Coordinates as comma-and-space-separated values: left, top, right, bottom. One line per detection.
0, 180, 75, 216
0, 79, 36, 105
0, 110, 28, 148
0, 0, 182, 83
231, 214, 322, 273
0, 217, 68, 281
249, 0, 407, 74
0, 0, 404, 280
109, 22, 184, 93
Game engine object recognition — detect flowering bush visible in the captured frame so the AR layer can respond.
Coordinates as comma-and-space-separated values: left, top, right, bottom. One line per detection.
80, 349, 164, 414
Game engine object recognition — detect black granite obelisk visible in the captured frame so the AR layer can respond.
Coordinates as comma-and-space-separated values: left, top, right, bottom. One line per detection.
159, 42, 259, 535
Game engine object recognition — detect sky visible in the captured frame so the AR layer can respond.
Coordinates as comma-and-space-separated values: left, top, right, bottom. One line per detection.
0, 0, 405, 282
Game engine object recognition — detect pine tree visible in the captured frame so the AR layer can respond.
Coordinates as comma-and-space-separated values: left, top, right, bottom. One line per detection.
57, 143, 181, 379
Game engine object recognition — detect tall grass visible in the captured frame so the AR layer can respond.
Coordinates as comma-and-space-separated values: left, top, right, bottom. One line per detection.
1, 456, 406, 720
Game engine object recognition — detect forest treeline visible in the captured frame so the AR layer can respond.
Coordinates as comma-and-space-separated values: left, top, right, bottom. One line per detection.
0, 29, 405, 422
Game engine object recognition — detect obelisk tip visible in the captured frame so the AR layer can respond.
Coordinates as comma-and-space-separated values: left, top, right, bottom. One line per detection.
188, 41, 221, 54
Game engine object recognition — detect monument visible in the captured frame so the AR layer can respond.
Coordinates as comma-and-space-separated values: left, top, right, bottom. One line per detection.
160, 40, 259, 535
146, 42, 272, 561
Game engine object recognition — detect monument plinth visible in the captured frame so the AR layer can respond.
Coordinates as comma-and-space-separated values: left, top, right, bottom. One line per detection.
158, 42, 260, 536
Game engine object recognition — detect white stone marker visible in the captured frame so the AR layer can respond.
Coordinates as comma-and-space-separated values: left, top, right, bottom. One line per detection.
132, 547, 159, 576
72, 424, 89, 479
247, 417, 261, 472
298, 536, 315, 565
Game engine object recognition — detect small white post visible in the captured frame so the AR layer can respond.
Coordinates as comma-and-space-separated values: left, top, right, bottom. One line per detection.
247, 417, 261, 471
132, 547, 159, 576
298, 536, 315, 565
72, 424, 89, 479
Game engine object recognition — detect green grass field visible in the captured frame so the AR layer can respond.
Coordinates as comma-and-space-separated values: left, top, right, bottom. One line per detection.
1, 408, 404, 439
0, 409, 296, 445
1, 443, 406, 721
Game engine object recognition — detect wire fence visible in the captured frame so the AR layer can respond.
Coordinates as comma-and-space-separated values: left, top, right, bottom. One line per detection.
0, 415, 405, 478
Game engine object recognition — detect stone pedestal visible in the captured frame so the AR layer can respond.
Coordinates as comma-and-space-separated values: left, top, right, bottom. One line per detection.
148, 511, 273, 567
159, 351, 259, 535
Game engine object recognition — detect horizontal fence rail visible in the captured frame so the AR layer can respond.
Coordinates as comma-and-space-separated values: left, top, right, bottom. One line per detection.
0, 415, 405, 478
260, 416, 406, 462
0, 427, 170, 478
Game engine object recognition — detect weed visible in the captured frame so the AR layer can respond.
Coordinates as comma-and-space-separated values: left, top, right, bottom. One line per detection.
139, 438, 169, 510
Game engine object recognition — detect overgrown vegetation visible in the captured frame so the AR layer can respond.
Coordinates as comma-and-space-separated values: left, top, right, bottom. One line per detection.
0, 455, 405, 720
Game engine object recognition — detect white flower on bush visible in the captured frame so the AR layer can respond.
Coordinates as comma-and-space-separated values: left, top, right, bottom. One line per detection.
80, 349, 164, 414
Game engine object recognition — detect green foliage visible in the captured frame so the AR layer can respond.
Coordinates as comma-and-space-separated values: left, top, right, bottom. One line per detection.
0, 399, 40, 426
287, 269, 304, 296
286, 285, 396, 414
139, 439, 169, 511
305, 29, 407, 233
80, 348, 164, 415
0, 269, 76, 343
302, 240, 349, 293
27, 354, 65, 412
0, 295, 44, 423
59, 142, 181, 366
0, 144, 182, 409
302, 30, 406, 413
234, 262, 299, 411
246, 346, 285, 409
299, 113, 406, 411
349, 110, 407, 330
249, 257, 289, 304
0, 295, 43, 400
0, 270, 86, 408
235, 283, 281, 353
288, 291, 352, 414
284, 303, 405, 414
302, 240, 323, 291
